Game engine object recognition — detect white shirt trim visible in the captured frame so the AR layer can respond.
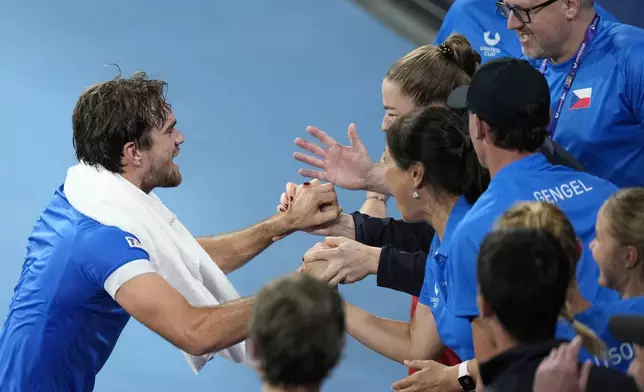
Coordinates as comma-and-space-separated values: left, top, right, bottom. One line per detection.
104, 259, 156, 299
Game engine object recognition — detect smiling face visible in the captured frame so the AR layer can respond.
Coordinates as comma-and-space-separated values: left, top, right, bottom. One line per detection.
503, 0, 575, 60
381, 78, 419, 132
138, 109, 184, 191
382, 147, 424, 222
590, 205, 629, 291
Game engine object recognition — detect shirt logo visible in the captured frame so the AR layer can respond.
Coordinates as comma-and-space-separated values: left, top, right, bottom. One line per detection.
570, 88, 592, 110
125, 236, 145, 250
481, 31, 502, 58
483, 31, 501, 46
431, 283, 440, 308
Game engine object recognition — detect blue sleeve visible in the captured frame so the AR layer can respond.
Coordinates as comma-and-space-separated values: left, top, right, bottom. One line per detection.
418, 254, 434, 307
76, 225, 151, 287
447, 229, 481, 319
433, 4, 459, 45
623, 42, 644, 125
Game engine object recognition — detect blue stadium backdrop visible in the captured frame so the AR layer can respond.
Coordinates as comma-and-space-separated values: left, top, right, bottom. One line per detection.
0, 0, 415, 390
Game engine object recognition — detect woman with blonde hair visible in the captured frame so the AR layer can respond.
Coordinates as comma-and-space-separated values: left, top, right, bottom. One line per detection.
496, 197, 644, 373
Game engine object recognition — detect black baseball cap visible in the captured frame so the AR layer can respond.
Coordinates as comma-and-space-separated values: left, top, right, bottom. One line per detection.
610, 315, 644, 346
447, 57, 551, 127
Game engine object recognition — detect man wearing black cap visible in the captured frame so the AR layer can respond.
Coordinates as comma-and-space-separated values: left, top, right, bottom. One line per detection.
436, 57, 622, 390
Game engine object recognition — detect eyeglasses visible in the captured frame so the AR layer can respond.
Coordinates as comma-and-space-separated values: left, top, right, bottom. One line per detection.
496, 0, 559, 24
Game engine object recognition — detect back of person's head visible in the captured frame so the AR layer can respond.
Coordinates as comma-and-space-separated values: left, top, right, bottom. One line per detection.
601, 187, 644, 263
386, 105, 490, 204
497, 202, 579, 267
72, 71, 170, 173
447, 58, 550, 154
478, 228, 571, 344
495, 202, 607, 357
385, 34, 481, 108
248, 274, 345, 390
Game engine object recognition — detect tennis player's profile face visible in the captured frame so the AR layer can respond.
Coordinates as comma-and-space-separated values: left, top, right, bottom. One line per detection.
142, 110, 184, 189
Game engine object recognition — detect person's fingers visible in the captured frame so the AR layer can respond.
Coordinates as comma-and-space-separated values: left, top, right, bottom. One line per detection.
280, 192, 288, 206
322, 264, 344, 284
294, 137, 328, 158
579, 360, 592, 390
302, 248, 334, 263
306, 126, 338, 148
312, 207, 343, 226
347, 123, 364, 149
323, 236, 347, 248
297, 169, 328, 182
293, 152, 326, 170
286, 182, 298, 201
271, 234, 286, 242
391, 373, 415, 390
566, 336, 583, 363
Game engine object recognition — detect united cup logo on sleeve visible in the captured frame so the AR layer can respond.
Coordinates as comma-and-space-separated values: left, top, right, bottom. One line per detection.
481, 31, 502, 58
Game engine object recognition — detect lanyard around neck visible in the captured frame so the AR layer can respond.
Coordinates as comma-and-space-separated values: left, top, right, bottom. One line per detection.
540, 14, 601, 137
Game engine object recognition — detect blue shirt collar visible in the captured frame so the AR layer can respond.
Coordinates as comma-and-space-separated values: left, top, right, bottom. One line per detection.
492, 153, 550, 184
437, 195, 472, 257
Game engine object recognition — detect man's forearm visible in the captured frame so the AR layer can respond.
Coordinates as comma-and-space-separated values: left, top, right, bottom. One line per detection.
198, 214, 292, 274
365, 163, 390, 195
186, 296, 254, 356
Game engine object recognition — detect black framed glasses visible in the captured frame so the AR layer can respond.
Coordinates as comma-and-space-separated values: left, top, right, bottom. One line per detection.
496, 0, 559, 24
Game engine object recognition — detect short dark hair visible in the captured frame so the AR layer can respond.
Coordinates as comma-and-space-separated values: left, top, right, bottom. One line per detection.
72, 71, 170, 173
387, 105, 490, 204
486, 102, 549, 152
477, 228, 571, 343
248, 274, 345, 389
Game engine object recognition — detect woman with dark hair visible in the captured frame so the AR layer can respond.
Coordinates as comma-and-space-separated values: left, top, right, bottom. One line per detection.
300, 105, 489, 392
277, 34, 482, 376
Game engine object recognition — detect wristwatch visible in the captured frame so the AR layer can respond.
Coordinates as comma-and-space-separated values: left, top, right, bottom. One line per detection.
458, 361, 476, 392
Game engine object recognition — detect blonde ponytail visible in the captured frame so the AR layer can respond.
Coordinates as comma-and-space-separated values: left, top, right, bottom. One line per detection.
560, 307, 607, 358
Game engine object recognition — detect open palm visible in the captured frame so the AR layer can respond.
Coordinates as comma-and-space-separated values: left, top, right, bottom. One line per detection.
293, 123, 374, 190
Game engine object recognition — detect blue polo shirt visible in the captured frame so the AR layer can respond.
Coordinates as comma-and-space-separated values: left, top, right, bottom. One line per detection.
445, 153, 620, 323
0, 185, 155, 392
556, 296, 644, 373
418, 196, 474, 361
434, 0, 522, 62
540, 19, 644, 188
434, 1, 615, 63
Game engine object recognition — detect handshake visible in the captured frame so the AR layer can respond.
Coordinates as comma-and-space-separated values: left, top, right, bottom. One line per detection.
275, 179, 381, 286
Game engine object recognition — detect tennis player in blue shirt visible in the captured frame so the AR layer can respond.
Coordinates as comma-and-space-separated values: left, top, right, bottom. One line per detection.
0, 73, 341, 392
497, 0, 644, 187
439, 57, 620, 388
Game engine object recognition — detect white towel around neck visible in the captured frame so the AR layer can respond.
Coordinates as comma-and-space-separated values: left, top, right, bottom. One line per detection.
64, 162, 248, 374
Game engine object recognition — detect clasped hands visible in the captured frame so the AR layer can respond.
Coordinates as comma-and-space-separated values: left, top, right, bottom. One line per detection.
276, 179, 381, 285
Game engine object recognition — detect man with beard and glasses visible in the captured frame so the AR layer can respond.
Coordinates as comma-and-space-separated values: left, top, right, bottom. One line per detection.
497, 0, 644, 188
0, 72, 342, 392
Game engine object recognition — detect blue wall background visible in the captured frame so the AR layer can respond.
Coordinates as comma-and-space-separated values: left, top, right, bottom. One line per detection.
0, 0, 415, 390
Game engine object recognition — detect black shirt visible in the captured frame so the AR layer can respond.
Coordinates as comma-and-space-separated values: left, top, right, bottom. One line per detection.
352, 212, 434, 297
479, 340, 639, 392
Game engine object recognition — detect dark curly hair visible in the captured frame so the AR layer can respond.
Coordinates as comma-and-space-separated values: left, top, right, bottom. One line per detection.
248, 274, 345, 389
72, 71, 170, 173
